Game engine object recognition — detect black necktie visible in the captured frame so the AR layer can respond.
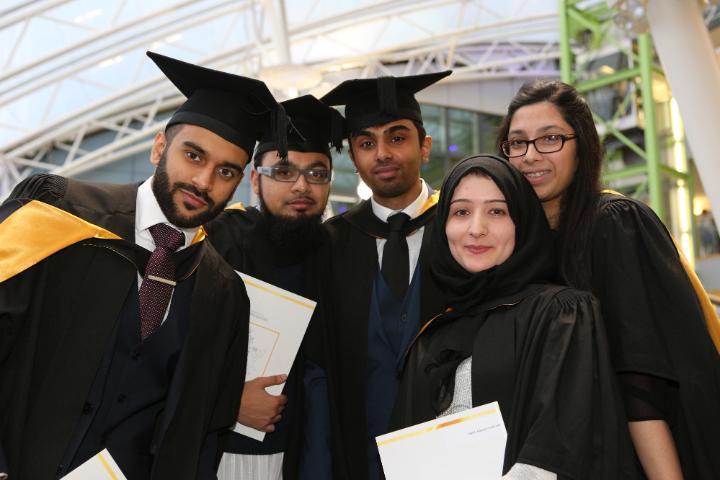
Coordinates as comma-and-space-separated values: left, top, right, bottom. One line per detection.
382, 212, 411, 299
139, 223, 184, 340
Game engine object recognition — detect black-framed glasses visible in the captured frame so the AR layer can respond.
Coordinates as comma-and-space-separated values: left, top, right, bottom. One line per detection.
256, 165, 332, 184
501, 134, 577, 158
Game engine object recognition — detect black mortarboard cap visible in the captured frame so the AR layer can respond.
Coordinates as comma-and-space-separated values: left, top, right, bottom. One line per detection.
147, 51, 286, 157
321, 70, 452, 134
253, 95, 345, 165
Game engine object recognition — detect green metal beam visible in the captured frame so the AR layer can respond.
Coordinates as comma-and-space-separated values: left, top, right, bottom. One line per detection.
602, 164, 647, 182
560, 0, 696, 253
568, 7, 601, 34
593, 112, 647, 160
632, 180, 649, 199
610, 86, 634, 123
659, 164, 689, 181
637, 33, 664, 218
559, 0, 573, 83
576, 67, 641, 93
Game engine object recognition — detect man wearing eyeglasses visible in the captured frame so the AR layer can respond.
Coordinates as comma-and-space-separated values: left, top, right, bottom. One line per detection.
205, 95, 344, 480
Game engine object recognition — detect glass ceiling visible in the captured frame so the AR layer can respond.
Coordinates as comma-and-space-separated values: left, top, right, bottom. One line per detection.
0, 0, 559, 150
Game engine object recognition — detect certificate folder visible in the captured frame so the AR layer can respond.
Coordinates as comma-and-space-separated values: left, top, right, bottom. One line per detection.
62, 449, 127, 479
232, 272, 316, 441
376, 402, 507, 480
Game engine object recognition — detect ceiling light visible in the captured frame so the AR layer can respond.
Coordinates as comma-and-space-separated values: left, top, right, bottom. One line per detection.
259, 64, 322, 92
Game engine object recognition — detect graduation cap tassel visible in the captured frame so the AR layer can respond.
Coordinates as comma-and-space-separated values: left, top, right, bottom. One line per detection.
330, 109, 345, 153
273, 104, 289, 161
377, 76, 398, 115
286, 115, 307, 144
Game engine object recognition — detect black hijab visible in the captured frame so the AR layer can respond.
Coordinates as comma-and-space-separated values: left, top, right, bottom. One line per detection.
417, 155, 556, 414
430, 154, 555, 314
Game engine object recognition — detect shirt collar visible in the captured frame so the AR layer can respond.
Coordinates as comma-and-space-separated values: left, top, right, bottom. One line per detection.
136, 177, 198, 249
370, 179, 429, 222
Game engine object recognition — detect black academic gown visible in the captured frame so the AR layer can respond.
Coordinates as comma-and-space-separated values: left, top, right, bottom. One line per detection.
205, 206, 326, 479
591, 193, 720, 479
0, 175, 249, 479
393, 285, 640, 479
322, 198, 446, 480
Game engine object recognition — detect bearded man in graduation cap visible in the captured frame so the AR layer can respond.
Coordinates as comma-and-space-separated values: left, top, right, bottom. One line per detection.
0, 52, 281, 480
319, 71, 451, 480
205, 95, 344, 480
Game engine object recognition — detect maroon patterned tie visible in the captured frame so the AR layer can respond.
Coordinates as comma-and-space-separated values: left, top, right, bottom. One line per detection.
139, 223, 185, 340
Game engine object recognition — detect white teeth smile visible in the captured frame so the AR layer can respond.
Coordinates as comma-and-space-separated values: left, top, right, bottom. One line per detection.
524, 171, 548, 178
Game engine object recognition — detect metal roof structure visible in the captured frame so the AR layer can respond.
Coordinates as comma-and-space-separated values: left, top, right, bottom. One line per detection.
0, 0, 562, 196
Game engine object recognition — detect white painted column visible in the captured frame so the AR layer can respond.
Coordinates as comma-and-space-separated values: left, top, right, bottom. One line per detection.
646, 0, 720, 231
261, 0, 291, 65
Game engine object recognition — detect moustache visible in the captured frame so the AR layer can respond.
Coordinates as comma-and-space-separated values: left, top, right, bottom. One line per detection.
372, 162, 399, 172
287, 196, 316, 205
173, 182, 214, 207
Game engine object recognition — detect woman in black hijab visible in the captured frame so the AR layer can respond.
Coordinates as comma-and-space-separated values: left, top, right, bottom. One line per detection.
393, 155, 638, 479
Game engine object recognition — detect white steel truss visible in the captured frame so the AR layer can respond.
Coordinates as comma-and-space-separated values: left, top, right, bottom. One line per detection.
0, 0, 560, 196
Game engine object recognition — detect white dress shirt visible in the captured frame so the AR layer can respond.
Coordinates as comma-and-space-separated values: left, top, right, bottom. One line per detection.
135, 177, 198, 254
135, 177, 199, 323
371, 179, 429, 283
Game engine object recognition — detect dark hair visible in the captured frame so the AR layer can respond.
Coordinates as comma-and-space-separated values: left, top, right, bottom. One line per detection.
412, 120, 427, 146
349, 118, 427, 149
163, 123, 184, 147
496, 80, 602, 291
254, 150, 274, 168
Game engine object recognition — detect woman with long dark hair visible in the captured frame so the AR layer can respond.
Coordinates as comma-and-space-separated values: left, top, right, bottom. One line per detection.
496, 80, 720, 479
393, 155, 637, 479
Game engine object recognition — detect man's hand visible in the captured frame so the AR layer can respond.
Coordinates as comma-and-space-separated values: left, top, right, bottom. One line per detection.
237, 374, 288, 432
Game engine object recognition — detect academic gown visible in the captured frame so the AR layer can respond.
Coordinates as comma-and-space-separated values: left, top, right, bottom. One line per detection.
0, 175, 250, 479
393, 285, 640, 479
322, 198, 446, 480
205, 206, 327, 479
591, 193, 720, 479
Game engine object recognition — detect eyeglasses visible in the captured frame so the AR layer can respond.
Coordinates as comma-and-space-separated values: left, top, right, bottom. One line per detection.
501, 134, 577, 158
256, 165, 332, 184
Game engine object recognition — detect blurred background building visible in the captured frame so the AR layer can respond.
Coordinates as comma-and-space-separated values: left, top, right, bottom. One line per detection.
1, 0, 720, 291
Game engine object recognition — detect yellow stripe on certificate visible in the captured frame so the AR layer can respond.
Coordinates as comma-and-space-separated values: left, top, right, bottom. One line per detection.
243, 277, 315, 309
61, 448, 128, 479
233, 271, 317, 443
97, 452, 119, 480
376, 406, 498, 447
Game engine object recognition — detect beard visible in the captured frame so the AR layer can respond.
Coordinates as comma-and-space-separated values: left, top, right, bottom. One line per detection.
258, 183, 324, 256
152, 150, 229, 228
364, 164, 419, 200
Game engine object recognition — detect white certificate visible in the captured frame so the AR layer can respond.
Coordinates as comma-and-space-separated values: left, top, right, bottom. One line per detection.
62, 449, 127, 479
376, 402, 507, 480
233, 272, 316, 441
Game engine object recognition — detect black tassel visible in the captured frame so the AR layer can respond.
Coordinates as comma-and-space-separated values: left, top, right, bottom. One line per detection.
272, 103, 289, 161
330, 108, 345, 153
287, 114, 306, 143
377, 76, 398, 115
